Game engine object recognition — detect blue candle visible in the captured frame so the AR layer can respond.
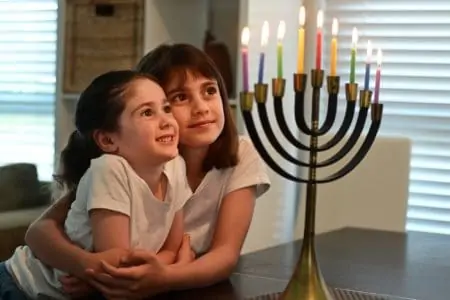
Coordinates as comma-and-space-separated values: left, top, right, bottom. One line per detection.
364, 40, 372, 90
258, 21, 269, 83
258, 52, 265, 83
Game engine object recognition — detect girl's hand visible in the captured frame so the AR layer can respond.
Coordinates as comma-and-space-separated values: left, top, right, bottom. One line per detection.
60, 248, 129, 298
59, 275, 95, 299
175, 234, 196, 265
85, 249, 170, 299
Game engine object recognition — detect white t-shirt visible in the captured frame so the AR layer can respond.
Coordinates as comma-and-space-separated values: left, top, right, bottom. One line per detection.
6, 154, 191, 299
183, 135, 271, 254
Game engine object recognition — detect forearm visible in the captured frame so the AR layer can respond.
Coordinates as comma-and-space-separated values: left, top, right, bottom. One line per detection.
166, 246, 238, 290
156, 250, 177, 265
25, 218, 90, 277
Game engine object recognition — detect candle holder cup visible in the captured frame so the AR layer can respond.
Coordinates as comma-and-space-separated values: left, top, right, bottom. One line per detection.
239, 69, 383, 300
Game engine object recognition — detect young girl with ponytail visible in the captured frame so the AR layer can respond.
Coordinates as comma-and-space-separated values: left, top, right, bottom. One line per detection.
0, 70, 191, 299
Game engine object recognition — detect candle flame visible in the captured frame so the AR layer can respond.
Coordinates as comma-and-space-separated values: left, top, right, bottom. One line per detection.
241, 27, 250, 46
299, 6, 305, 26
277, 21, 286, 41
317, 10, 324, 29
352, 27, 358, 45
366, 40, 372, 62
332, 18, 338, 36
377, 48, 383, 66
261, 21, 269, 47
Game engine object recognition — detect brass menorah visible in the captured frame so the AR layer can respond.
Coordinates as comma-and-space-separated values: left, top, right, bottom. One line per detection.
239, 70, 383, 300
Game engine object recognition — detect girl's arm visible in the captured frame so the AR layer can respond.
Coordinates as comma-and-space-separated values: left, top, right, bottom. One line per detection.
25, 195, 94, 277
165, 186, 256, 289
154, 210, 184, 265
26, 156, 136, 278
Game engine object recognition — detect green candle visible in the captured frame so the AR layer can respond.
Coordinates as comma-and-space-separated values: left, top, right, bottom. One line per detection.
277, 43, 283, 78
350, 48, 356, 83
350, 27, 358, 83
277, 21, 286, 78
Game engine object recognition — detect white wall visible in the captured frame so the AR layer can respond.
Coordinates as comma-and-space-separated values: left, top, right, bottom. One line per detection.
143, 0, 208, 52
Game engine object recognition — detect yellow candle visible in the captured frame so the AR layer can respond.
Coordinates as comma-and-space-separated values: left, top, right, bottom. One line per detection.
297, 6, 306, 74
330, 18, 338, 76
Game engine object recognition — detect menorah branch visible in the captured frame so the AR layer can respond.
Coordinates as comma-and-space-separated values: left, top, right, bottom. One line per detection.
321, 103, 383, 183
316, 90, 371, 167
254, 83, 311, 167
240, 91, 311, 183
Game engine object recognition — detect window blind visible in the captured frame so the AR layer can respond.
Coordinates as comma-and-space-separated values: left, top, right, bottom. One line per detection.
0, 0, 57, 181
322, 0, 450, 234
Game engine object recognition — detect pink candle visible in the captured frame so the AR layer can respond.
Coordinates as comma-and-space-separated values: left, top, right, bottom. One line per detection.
315, 10, 324, 70
241, 27, 250, 91
374, 49, 382, 104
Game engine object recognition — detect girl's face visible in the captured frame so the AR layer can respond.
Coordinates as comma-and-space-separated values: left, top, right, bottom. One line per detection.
165, 72, 225, 149
109, 78, 179, 167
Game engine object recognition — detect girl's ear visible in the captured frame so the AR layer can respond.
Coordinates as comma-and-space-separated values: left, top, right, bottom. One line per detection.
93, 129, 119, 153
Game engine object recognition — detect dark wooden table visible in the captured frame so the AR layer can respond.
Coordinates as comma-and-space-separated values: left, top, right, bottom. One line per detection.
159, 227, 450, 300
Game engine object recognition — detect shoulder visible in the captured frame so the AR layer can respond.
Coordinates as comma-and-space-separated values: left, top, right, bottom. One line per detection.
236, 135, 262, 165
82, 154, 131, 186
163, 155, 187, 175
90, 154, 132, 177
224, 135, 271, 198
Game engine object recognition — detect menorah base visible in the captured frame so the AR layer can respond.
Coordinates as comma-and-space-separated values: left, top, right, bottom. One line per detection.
246, 289, 417, 300
277, 234, 333, 300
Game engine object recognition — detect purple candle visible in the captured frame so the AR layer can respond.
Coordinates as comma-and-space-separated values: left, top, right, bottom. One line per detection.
374, 49, 382, 104
242, 49, 249, 91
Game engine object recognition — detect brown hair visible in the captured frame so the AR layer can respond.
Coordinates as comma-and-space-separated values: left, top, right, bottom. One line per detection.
135, 43, 239, 171
54, 70, 156, 201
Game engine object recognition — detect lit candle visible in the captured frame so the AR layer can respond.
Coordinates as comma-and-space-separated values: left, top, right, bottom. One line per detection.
350, 27, 358, 83
330, 18, 338, 76
374, 48, 382, 104
277, 21, 286, 78
316, 10, 324, 70
241, 27, 250, 92
258, 21, 269, 83
297, 6, 306, 74
364, 40, 372, 90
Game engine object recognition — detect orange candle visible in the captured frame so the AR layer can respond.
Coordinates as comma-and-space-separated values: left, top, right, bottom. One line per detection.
330, 18, 338, 76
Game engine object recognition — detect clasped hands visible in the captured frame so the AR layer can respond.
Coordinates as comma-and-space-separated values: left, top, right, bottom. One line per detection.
61, 235, 195, 299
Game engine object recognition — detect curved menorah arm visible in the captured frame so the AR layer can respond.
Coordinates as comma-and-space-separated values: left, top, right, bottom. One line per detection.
317, 99, 356, 151
273, 96, 312, 151
316, 106, 369, 167
317, 83, 358, 151
317, 103, 383, 183
257, 102, 311, 167
294, 90, 313, 135
317, 93, 337, 135
240, 108, 310, 183
316, 76, 340, 136
270, 78, 312, 151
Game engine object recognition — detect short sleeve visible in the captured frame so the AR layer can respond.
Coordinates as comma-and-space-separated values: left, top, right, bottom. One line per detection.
224, 136, 271, 198
80, 154, 132, 216
164, 156, 192, 212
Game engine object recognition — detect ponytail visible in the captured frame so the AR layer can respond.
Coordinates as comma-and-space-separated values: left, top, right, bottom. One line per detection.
53, 130, 102, 201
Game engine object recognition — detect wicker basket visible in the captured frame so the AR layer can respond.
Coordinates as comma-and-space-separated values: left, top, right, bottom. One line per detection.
63, 0, 144, 93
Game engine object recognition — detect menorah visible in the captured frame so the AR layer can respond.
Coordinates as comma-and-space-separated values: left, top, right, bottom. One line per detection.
239, 69, 383, 300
